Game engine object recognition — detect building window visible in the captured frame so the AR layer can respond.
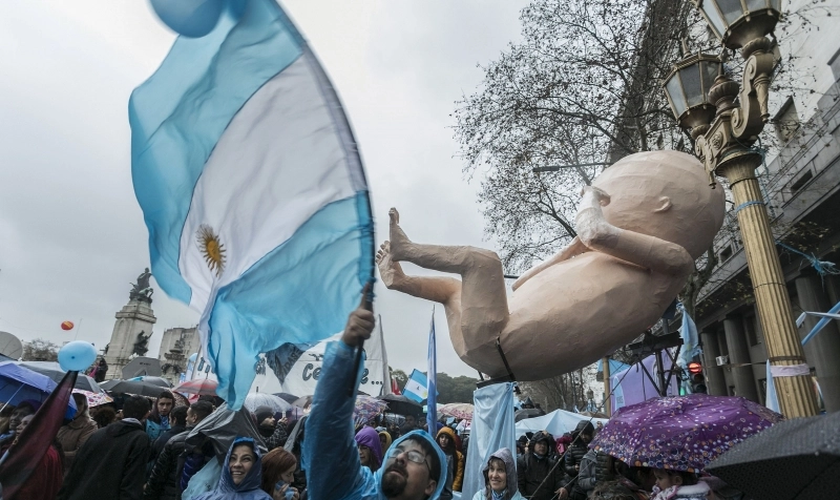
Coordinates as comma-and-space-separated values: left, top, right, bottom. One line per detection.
789, 170, 813, 194
773, 97, 800, 144
719, 244, 733, 262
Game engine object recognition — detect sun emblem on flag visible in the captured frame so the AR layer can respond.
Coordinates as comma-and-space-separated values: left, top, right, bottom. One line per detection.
197, 224, 226, 277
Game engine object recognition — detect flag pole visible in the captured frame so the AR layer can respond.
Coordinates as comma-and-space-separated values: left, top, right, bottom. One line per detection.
426, 305, 437, 433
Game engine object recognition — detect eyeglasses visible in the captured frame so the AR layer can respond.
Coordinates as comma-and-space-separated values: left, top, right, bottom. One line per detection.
387, 447, 430, 473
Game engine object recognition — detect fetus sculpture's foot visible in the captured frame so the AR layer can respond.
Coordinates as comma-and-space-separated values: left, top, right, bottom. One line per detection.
388, 208, 413, 261
376, 241, 406, 288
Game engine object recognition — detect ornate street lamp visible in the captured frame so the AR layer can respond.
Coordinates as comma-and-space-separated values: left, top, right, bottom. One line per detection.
694, 0, 782, 50
664, 0, 818, 418
663, 53, 721, 140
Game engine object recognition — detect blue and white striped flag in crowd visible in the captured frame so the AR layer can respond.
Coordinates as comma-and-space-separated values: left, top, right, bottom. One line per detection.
427, 306, 437, 432
130, 0, 374, 409
403, 369, 429, 403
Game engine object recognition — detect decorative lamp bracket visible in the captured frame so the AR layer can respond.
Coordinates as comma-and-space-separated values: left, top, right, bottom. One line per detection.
731, 37, 776, 139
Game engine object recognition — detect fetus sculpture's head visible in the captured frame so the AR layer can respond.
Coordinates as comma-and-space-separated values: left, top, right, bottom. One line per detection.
593, 150, 725, 259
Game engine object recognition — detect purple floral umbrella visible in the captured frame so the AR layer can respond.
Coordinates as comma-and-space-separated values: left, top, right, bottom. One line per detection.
591, 394, 783, 473
354, 395, 389, 427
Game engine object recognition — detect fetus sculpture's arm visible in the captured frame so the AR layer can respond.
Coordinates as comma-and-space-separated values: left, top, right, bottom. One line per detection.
576, 186, 695, 276
512, 237, 589, 291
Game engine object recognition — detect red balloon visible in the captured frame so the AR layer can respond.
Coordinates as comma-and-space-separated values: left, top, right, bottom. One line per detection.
61, 321, 74, 331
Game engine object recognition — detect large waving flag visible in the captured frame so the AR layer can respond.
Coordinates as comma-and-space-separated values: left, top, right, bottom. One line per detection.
130, 0, 374, 408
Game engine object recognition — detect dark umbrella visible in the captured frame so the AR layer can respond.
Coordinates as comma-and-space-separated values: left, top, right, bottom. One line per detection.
17, 361, 103, 393
707, 411, 840, 499
379, 394, 423, 416
101, 378, 171, 397
274, 392, 299, 404
514, 408, 546, 422
591, 394, 782, 473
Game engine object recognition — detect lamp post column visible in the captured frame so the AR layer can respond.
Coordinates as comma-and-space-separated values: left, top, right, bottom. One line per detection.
716, 152, 818, 418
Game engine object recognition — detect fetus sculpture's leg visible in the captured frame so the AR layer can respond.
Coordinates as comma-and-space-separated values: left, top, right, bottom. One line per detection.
385, 208, 510, 351
377, 243, 469, 356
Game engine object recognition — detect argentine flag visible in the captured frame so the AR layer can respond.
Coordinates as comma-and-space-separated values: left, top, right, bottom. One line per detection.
130, 0, 374, 408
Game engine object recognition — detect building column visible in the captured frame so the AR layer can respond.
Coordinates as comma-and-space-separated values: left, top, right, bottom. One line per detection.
701, 331, 727, 396
795, 273, 840, 413
723, 316, 760, 402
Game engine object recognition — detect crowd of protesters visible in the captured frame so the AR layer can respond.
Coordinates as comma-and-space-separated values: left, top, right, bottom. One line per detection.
0, 300, 751, 500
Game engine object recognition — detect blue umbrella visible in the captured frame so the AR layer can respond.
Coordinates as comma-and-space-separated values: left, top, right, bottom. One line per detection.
0, 362, 77, 419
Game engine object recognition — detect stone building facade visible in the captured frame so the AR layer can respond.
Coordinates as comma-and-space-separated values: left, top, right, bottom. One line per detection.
157, 326, 199, 386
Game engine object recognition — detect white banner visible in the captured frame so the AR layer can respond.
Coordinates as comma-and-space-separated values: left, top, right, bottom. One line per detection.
253, 323, 389, 397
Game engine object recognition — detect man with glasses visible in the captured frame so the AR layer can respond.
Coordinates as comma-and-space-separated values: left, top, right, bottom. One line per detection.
304, 292, 447, 500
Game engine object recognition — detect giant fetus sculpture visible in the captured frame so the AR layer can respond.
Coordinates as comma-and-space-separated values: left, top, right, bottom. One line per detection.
377, 150, 725, 380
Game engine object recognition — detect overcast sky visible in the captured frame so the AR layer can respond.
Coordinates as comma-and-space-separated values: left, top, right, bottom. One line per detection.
0, 1, 528, 378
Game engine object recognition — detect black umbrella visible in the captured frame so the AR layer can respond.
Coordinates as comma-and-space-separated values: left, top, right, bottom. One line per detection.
101, 378, 171, 397
274, 392, 299, 404
17, 361, 103, 393
707, 411, 840, 499
514, 408, 546, 422
380, 394, 423, 416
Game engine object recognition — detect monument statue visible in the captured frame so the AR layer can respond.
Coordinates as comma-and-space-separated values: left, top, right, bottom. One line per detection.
377, 150, 725, 381
132, 330, 151, 357
130, 267, 154, 302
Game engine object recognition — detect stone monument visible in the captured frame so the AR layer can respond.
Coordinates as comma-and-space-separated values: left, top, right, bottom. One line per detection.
102, 268, 158, 380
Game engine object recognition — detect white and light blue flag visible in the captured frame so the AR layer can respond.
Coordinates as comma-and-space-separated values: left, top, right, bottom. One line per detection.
403, 369, 429, 403
130, 0, 374, 408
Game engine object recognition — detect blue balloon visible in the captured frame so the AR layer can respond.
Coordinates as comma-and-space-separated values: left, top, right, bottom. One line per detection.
58, 341, 97, 372
149, 0, 224, 38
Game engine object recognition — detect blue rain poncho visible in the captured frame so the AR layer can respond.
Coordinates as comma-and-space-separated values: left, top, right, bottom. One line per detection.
192, 437, 271, 500
303, 340, 447, 500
